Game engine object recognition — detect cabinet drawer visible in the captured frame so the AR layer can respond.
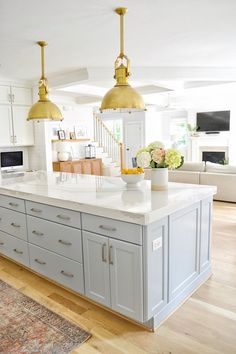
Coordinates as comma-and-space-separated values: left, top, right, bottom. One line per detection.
0, 230, 29, 266
0, 195, 25, 213
82, 213, 142, 245
0, 207, 27, 240
29, 244, 84, 294
26, 201, 81, 229
27, 216, 82, 262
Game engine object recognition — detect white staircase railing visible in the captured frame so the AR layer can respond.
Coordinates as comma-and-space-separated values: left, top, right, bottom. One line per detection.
93, 114, 124, 170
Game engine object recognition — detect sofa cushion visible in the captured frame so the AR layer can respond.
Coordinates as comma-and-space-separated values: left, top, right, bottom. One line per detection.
205, 162, 236, 174
178, 162, 205, 172
169, 170, 200, 184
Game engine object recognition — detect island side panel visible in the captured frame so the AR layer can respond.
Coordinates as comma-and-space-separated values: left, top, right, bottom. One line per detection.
143, 217, 168, 322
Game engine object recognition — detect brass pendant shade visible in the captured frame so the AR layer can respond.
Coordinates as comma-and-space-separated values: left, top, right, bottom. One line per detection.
27, 41, 63, 121
100, 8, 145, 112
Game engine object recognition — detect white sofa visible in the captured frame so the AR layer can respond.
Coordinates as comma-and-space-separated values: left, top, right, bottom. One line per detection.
145, 162, 236, 203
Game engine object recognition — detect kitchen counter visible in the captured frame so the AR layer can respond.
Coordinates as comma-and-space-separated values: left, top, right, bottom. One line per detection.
0, 171, 216, 329
0, 171, 216, 225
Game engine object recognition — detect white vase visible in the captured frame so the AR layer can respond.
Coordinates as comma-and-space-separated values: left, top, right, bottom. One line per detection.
151, 168, 168, 191
57, 151, 70, 162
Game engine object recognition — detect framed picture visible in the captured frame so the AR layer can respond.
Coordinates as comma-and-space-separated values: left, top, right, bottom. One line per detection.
57, 130, 66, 140
70, 132, 76, 140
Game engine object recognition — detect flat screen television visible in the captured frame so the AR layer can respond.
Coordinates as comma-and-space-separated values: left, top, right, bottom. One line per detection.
196, 111, 230, 132
1, 151, 23, 169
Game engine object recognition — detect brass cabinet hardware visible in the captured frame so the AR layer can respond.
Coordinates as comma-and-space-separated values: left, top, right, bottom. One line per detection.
60, 270, 74, 278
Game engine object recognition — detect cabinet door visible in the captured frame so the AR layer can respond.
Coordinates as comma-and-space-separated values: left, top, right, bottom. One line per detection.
82, 160, 92, 174
60, 162, 72, 173
83, 231, 110, 307
12, 106, 34, 146
169, 203, 200, 301
109, 238, 143, 322
92, 159, 102, 175
0, 86, 11, 104
0, 105, 13, 146
200, 198, 212, 272
72, 161, 82, 174
11, 87, 32, 105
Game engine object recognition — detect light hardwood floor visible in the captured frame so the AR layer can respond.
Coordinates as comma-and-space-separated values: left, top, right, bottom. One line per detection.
0, 201, 236, 354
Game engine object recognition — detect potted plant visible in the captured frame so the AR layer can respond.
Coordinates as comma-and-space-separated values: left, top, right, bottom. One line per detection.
136, 141, 183, 191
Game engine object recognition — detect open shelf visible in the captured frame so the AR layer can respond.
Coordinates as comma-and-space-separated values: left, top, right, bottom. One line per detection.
51, 139, 90, 143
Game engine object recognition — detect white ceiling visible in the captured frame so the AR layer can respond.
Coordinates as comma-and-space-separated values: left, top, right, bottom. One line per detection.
1, 0, 236, 82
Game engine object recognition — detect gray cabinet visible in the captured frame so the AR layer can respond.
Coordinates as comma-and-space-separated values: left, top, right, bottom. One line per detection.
109, 238, 143, 322
83, 231, 143, 322
169, 202, 200, 301
200, 198, 212, 272
143, 217, 168, 321
83, 231, 110, 306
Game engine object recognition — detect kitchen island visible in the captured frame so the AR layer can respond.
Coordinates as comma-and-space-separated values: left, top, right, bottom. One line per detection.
0, 171, 216, 330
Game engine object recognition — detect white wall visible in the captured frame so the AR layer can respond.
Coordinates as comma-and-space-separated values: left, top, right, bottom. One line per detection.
27, 92, 94, 171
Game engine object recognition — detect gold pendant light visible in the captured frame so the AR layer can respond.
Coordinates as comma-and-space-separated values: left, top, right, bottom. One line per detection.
100, 7, 145, 112
27, 41, 63, 121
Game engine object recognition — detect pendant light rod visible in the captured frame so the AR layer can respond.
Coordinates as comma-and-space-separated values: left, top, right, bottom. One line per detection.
115, 7, 127, 58
37, 41, 47, 79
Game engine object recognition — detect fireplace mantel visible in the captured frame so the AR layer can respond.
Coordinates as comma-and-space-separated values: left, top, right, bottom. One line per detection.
188, 134, 230, 161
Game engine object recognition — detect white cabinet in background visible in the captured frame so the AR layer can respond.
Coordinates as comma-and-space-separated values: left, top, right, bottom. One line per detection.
12, 106, 34, 146
0, 85, 11, 103
0, 85, 34, 147
0, 105, 14, 146
11, 87, 32, 105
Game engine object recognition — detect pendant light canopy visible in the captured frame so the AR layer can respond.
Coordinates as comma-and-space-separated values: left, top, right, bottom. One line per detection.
100, 8, 145, 112
27, 41, 63, 121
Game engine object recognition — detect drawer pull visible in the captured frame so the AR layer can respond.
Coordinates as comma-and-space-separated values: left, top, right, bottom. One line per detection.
11, 222, 21, 228
61, 270, 74, 278
14, 248, 23, 255
99, 225, 116, 232
30, 208, 42, 213
58, 239, 72, 246
0, 241, 4, 246
102, 243, 107, 262
35, 258, 46, 265
109, 245, 114, 265
32, 230, 44, 236
9, 202, 19, 207
57, 214, 71, 221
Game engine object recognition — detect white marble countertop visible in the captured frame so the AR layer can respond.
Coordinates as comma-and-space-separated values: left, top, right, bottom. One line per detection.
0, 171, 217, 225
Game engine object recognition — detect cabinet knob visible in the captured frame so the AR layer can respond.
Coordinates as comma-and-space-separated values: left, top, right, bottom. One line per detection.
0, 241, 4, 246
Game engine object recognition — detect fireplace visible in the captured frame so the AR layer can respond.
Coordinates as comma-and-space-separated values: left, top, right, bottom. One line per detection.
202, 151, 225, 164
